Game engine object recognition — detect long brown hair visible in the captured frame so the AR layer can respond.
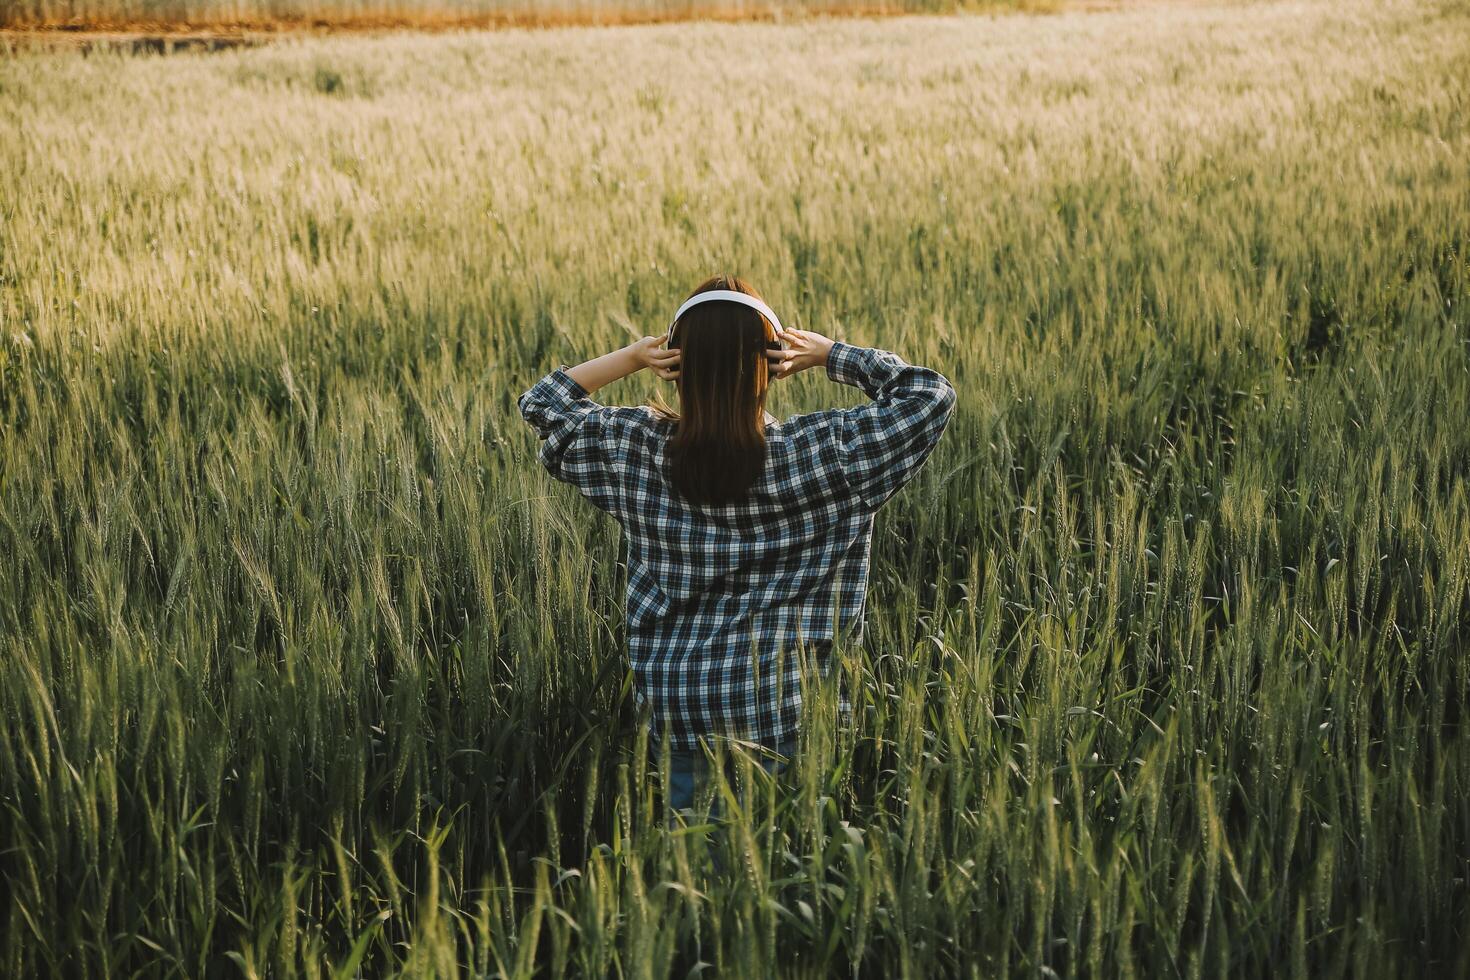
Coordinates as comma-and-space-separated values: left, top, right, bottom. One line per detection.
647, 274, 777, 506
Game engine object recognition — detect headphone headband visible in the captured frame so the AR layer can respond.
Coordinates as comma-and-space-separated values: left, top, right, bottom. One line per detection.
666, 289, 787, 348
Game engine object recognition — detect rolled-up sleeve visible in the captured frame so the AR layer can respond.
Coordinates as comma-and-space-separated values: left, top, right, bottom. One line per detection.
517, 366, 624, 516
825, 341, 957, 513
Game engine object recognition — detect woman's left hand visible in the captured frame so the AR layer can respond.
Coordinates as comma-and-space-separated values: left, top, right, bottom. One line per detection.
631, 335, 681, 381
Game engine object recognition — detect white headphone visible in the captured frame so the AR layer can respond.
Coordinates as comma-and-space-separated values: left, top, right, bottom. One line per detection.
665, 289, 789, 349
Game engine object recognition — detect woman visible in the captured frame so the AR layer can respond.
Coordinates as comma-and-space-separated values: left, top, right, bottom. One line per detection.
517, 274, 956, 815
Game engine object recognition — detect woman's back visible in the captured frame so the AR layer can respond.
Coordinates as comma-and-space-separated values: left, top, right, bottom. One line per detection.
518, 338, 956, 750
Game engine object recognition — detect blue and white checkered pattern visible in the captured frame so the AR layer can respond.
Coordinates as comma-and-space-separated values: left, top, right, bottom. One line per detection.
517, 340, 957, 749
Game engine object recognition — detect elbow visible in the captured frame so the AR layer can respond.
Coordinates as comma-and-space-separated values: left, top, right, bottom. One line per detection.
931, 376, 957, 417
516, 389, 539, 426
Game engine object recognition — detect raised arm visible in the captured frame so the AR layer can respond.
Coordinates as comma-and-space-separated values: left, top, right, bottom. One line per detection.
516, 336, 680, 514
561, 335, 681, 394
769, 329, 956, 512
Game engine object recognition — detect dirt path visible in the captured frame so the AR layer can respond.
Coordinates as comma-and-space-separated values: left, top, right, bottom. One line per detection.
0, 0, 1216, 53
3, 6, 959, 54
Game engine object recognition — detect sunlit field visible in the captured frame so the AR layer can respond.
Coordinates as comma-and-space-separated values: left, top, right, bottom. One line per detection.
2, 0, 1468, 974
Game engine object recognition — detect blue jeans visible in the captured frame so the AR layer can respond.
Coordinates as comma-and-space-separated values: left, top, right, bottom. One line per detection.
658, 730, 800, 816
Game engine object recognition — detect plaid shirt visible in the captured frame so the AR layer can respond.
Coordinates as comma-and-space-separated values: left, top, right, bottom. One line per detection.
517, 340, 956, 749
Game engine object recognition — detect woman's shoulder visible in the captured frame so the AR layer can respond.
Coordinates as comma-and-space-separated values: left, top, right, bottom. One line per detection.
606, 405, 676, 445
759, 411, 846, 468
770, 408, 845, 439
603, 405, 670, 426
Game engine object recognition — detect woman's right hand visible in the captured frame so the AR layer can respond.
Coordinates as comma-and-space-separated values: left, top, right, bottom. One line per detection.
767, 328, 835, 380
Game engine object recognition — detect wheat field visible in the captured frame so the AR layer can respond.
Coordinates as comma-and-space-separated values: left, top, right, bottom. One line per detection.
1, 0, 1468, 975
